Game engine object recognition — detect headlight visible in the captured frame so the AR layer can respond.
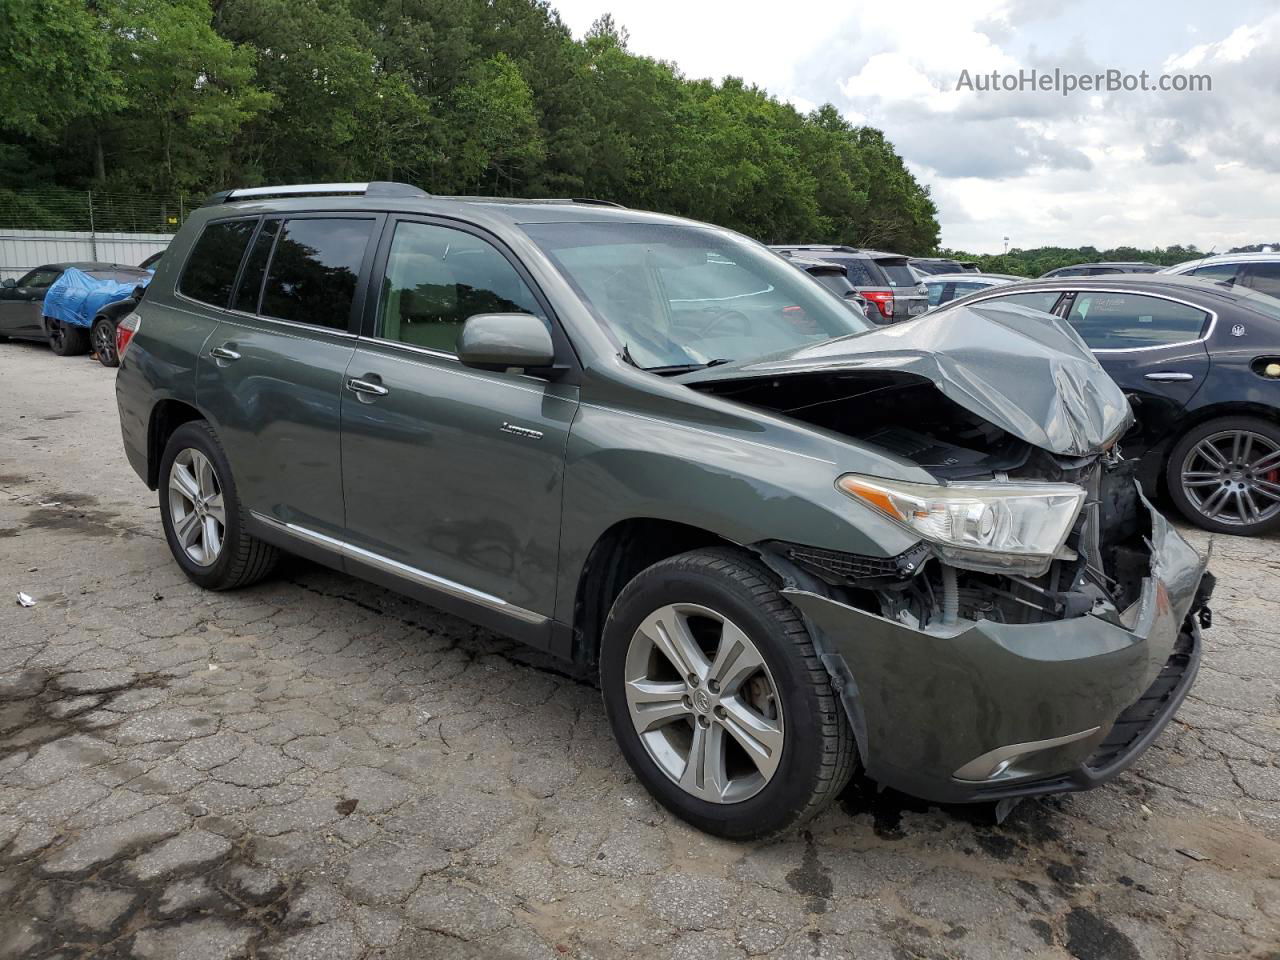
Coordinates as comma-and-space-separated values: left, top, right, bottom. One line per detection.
836, 474, 1085, 572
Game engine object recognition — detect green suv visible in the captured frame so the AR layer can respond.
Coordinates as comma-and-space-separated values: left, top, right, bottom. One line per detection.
115, 182, 1213, 837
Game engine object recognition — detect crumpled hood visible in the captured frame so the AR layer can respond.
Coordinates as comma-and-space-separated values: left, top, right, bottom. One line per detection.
680, 302, 1133, 457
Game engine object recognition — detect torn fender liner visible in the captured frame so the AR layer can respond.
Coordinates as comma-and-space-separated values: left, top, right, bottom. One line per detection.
679, 302, 1132, 457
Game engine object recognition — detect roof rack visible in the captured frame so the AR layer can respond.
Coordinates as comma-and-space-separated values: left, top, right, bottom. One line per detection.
202, 181, 429, 206
436, 196, 625, 208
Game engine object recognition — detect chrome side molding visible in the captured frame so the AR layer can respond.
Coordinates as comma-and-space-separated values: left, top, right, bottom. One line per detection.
249, 512, 546, 625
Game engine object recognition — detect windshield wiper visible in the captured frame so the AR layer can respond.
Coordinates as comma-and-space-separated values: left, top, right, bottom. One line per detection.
645, 358, 734, 376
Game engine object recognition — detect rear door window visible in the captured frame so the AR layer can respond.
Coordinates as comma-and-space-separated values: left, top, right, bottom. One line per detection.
260, 218, 375, 330
179, 219, 257, 308
1241, 262, 1280, 298
1065, 293, 1210, 349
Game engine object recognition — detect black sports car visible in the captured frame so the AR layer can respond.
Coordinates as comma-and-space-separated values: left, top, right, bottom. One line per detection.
948, 274, 1280, 536
0, 261, 149, 355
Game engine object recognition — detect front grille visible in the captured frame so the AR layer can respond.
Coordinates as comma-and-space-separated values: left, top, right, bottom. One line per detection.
773, 541, 929, 584
1086, 629, 1196, 771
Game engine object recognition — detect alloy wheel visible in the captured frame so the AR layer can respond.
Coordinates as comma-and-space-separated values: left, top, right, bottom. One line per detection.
168, 448, 226, 566
1180, 429, 1280, 527
623, 602, 784, 803
48, 319, 64, 351
94, 322, 116, 363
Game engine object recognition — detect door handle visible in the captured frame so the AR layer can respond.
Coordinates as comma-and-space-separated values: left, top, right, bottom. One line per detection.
209, 346, 241, 362
1144, 372, 1194, 382
346, 377, 389, 399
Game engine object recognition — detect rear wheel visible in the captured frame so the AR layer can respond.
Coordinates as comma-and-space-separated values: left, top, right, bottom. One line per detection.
159, 421, 279, 590
599, 547, 858, 839
1167, 416, 1280, 536
92, 317, 119, 367
47, 317, 89, 356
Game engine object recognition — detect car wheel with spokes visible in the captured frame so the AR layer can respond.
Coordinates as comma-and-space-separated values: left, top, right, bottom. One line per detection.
92, 317, 119, 367
46, 316, 89, 356
159, 420, 279, 589
600, 547, 858, 839
1167, 415, 1280, 536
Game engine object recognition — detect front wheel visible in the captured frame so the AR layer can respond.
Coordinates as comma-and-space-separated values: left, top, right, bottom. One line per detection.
1167, 415, 1280, 536
599, 548, 858, 839
47, 317, 89, 356
92, 317, 119, 367
159, 421, 279, 590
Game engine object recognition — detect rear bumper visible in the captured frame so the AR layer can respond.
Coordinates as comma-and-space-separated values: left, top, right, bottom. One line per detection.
785, 499, 1211, 805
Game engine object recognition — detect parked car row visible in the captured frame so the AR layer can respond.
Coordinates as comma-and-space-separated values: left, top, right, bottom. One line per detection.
769, 238, 1280, 537
0, 255, 161, 366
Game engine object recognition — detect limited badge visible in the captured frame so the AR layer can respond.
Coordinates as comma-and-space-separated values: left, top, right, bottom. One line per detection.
1231, 324, 1246, 337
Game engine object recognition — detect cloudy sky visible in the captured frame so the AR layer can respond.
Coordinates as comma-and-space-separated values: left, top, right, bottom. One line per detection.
551, 0, 1280, 253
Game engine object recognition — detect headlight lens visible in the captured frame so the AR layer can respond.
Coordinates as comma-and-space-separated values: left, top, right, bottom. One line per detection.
837, 474, 1086, 570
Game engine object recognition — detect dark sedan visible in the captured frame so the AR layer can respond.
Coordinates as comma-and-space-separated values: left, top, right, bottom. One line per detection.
948, 274, 1280, 535
0, 261, 150, 353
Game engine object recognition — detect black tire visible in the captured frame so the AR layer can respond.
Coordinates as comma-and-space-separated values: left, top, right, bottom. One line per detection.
1166, 415, 1280, 536
599, 547, 858, 839
159, 420, 279, 590
92, 317, 119, 367
46, 316, 90, 356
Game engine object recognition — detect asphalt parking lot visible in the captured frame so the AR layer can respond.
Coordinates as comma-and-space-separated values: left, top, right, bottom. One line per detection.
1, 342, 1278, 960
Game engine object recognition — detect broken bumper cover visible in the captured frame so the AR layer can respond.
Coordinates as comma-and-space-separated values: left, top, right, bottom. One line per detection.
784, 502, 1211, 805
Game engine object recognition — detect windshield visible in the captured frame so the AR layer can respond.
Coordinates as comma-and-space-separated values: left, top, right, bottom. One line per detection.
522, 221, 871, 369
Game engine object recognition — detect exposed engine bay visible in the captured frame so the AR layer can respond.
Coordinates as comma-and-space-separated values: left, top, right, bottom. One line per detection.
697, 370, 1165, 630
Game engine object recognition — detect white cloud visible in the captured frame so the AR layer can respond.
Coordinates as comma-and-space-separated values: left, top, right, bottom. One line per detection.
549, 1, 1280, 253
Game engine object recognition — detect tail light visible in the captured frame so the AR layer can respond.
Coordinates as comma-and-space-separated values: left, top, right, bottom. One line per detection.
116, 312, 140, 358
862, 290, 894, 318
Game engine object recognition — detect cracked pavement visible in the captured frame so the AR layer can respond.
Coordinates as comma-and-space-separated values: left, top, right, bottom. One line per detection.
1, 342, 1278, 960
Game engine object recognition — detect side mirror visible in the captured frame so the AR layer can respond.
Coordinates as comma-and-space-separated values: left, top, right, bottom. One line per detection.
1, 278, 15, 288
457, 313, 555, 372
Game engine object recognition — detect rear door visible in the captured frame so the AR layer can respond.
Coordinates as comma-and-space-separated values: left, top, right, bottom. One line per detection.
1059, 289, 1212, 456
194, 213, 380, 543
0, 267, 61, 337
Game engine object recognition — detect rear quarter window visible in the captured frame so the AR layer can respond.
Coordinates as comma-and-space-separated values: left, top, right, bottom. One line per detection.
179, 219, 258, 308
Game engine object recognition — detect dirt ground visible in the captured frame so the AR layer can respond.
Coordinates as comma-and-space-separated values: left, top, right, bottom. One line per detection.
1, 341, 1278, 960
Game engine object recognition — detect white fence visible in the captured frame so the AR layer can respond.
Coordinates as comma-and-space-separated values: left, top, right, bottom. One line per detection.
0, 230, 173, 281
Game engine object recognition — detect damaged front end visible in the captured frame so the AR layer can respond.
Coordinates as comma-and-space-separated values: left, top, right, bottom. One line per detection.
688, 306, 1214, 804
759, 455, 1213, 805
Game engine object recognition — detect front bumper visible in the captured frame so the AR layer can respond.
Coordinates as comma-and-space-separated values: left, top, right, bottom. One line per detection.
784, 499, 1211, 805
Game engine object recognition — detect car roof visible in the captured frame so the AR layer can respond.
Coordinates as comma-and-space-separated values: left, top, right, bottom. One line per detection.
785, 255, 846, 271
769, 245, 873, 258
1166, 252, 1280, 269
953, 271, 1280, 309
34, 261, 136, 272
200, 185, 694, 228
924, 272, 1021, 282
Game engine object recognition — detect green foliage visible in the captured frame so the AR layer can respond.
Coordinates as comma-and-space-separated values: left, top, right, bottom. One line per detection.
939, 244, 1207, 278
0, 0, 939, 250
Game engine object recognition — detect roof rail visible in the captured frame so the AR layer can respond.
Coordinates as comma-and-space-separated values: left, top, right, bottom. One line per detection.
202, 181, 429, 206
435, 196, 625, 208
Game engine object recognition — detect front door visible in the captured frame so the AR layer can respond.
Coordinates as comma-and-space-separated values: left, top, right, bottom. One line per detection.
1058, 289, 1212, 457
340, 217, 578, 633
0, 267, 60, 338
